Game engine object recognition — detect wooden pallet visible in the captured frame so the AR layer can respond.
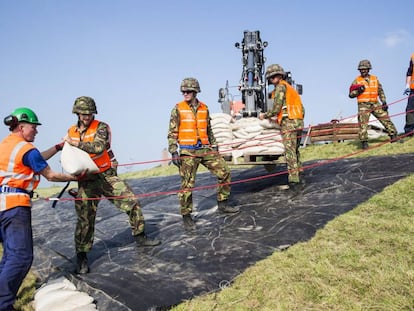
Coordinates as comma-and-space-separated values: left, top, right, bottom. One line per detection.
225, 151, 285, 165
309, 122, 359, 143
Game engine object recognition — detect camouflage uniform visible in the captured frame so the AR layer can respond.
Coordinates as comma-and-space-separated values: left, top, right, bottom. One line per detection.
168, 103, 231, 215
264, 83, 304, 183
72, 121, 145, 253
349, 76, 397, 142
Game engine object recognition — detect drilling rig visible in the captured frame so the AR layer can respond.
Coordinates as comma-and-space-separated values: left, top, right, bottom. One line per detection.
218, 30, 302, 117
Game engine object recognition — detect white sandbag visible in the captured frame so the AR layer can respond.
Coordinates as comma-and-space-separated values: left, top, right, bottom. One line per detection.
210, 112, 232, 122
244, 124, 263, 134
35, 290, 84, 311
60, 142, 99, 175
34, 277, 76, 301
259, 119, 280, 129
211, 122, 231, 130
241, 146, 268, 154
213, 131, 233, 141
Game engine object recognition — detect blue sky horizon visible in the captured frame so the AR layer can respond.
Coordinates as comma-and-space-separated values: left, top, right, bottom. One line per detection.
1, 0, 413, 187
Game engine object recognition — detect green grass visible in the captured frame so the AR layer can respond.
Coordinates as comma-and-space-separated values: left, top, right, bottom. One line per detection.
4, 136, 414, 310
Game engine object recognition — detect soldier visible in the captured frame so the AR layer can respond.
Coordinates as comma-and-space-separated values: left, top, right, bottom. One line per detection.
403, 53, 414, 136
167, 78, 239, 230
349, 59, 398, 149
259, 64, 305, 191
64, 96, 160, 274
0, 108, 80, 310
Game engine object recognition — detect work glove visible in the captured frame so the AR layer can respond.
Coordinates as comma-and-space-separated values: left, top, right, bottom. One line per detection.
55, 141, 64, 151
382, 102, 388, 112
404, 88, 410, 95
212, 145, 219, 152
357, 85, 365, 93
171, 152, 181, 168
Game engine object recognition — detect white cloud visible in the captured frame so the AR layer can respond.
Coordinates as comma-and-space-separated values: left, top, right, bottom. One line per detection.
382, 29, 411, 47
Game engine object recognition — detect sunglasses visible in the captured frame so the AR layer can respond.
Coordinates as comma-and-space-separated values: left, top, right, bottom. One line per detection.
182, 90, 193, 95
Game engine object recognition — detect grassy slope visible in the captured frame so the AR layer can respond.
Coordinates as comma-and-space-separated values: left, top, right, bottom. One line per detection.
7, 136, 414, 310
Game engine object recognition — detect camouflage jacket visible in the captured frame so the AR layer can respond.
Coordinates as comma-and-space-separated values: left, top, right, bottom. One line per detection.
167, 100, 216, 154
263, 83, 286, 119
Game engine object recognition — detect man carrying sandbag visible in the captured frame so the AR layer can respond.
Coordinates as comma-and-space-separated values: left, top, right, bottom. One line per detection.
0, 107, 81, 310
64, 96, 160, 275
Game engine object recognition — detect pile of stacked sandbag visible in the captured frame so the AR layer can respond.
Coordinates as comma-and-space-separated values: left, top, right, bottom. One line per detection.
34, 276, 97, 311
210, 113, 285, 162
210, 113, 233, 156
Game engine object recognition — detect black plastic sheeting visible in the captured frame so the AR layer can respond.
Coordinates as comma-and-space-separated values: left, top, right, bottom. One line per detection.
31, 154, 414, 310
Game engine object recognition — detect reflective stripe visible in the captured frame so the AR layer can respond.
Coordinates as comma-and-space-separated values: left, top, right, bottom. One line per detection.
356, 75, 378, 103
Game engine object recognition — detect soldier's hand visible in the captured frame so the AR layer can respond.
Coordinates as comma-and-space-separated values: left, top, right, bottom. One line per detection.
76, 169, 89, 181
404, 88, 410, 96
212, 145, 219, 153
171, 152, 181, 168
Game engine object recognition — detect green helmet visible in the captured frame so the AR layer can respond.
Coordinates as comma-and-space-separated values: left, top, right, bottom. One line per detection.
358, 59, 372, 70
11, 107, 41, 125
180, 77, 201, 93
72, 96, 98, 114
265, 64, 285, 79
4, 107, 41, 130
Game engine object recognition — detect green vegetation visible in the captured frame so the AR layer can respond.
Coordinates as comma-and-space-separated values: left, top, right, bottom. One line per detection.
4, 136, 414, 310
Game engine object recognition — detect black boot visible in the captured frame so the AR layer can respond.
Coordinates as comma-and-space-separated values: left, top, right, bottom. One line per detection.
361, 141, 368, 150
182, 214, 196, 230
288, 182, 302, 192
218, 200, 240, 213
134, 232, 161, 247
76, 252, 89, 274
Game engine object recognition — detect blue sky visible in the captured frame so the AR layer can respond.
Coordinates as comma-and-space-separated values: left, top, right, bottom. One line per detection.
1, 0, 413, 187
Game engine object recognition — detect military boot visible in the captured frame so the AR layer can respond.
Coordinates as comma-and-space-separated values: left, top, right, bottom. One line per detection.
361, 141, 369, 150
218, 200, 240, 213
389, 134, 400, 143
134, 232, 161, 247
288, 182, 302, 192
76, 252, 89, 274
182, 214, 196, 230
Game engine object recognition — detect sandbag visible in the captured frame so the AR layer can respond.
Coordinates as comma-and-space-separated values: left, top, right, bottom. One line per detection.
60, 142, 99, 175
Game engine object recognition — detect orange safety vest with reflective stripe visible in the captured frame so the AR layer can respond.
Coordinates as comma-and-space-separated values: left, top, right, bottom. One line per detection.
410, 53, 414, 89
0, 134, 40, 210
356, 75, 378, 103
177, 101, 209, 145
272, 80, 304, 124
68, 120, 112, 173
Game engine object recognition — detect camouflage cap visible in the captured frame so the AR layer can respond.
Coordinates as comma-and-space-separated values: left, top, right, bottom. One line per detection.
180, 77, 201, 93
265, 64, 285, 80
358, 59, 372, 70
72, 96, 98, 114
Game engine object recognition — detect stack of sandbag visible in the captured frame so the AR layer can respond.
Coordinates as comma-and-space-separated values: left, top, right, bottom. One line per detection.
210, 113, 285, 161
210, 113, 233, 156
34, 276, 97, 311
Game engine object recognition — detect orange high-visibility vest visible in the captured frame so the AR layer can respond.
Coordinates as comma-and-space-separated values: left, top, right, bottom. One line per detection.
68, 120, 111, 173
0, 134, 40, 211
356, 75, 378, 103
177, 101, 209, 145
410, 53, 414, 89
272, 80, 304, 124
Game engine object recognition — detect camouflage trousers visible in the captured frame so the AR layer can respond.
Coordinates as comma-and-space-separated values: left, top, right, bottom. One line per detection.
358, 102, 397, 141
280, 118, 304, 183
178, 147, 231, 215
74, 168, 145, 253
